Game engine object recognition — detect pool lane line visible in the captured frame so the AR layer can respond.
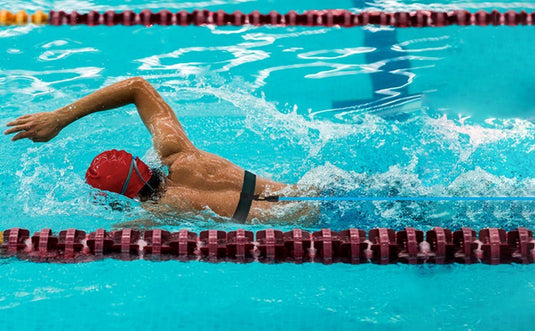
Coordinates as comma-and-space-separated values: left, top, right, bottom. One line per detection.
279, 196, 535, 202
1, 226, 533, 264
1, 10, 534, 27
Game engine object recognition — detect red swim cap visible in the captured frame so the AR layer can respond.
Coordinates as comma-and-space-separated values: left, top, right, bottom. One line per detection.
85, 150, 152, 198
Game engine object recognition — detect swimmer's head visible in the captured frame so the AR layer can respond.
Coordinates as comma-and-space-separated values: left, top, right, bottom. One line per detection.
85, 149, 152, 198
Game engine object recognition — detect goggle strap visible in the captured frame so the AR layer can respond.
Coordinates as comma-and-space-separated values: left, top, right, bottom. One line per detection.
120, 157, 135, 195
133, 157, 154, 191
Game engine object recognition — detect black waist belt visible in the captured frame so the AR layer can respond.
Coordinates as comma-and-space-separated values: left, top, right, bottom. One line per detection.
232, 170, 256, 223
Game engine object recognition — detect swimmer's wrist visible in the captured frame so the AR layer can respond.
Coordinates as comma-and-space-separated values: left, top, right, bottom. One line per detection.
53, 107, 73, 129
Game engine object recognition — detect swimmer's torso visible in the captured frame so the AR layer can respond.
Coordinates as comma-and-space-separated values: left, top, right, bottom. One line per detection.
157, 150, 287, 220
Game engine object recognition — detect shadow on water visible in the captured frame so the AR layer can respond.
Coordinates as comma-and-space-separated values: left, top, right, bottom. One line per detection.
330, 0, 421, 121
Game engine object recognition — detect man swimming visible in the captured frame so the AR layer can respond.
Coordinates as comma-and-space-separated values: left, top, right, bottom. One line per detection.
4, 77, 309, 223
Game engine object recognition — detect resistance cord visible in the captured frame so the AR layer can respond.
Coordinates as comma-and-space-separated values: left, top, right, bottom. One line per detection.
254, 196, 535, 202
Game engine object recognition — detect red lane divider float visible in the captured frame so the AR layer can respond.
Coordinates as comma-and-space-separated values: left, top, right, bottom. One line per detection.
1, 227, 533, 264
46, 10, 535, 27
1, 9, 534, 27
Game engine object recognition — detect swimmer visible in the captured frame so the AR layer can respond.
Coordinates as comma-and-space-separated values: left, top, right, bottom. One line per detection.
4, 77, 315, 223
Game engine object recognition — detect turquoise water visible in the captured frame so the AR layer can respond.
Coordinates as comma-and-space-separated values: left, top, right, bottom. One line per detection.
1, 0, 535, 329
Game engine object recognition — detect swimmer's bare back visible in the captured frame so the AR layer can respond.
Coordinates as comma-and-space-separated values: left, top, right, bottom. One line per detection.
4, 77, 310, 222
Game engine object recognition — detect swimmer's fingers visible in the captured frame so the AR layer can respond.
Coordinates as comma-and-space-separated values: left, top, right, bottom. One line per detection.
5, 115, 32, 127
4, 123, 32, 135
10, 130, 35, 141
11, 129, 53, 142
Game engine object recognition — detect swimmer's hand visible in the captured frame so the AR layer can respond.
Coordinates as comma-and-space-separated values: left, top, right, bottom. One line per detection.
4, 111, 63, 142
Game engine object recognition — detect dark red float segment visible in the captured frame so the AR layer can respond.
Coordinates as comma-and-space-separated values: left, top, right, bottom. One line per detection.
111, 229, 140, 256
397, 227, 424, 264
103, 11, 118, 25
156, 10, 174, 25
507, 227, 534, 264
1, 228, 30, 254
256, 229, 285, 262
199, 230, 227, 260
479, 228, 510, 264
426, 227, 454, 264
227, 229, 255, 261
57, 229, 86, 259
87, 229, 114, 256
46, 10, 535, 27
31, 229, 58, 259
169, 230, 197, 259
338, 229, 367, 263
453, 228, 478, 263
284, 229, 312, 262
143, 229, 171, 257
369, 228, 398, 264
313, 229, 341, 263
48, 10, 64, 25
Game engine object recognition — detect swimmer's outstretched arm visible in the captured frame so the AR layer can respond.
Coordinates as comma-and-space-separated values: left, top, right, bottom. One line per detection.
4, 77, 194, 164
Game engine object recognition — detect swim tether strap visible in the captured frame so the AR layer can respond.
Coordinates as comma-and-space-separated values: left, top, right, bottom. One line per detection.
232, 170, 256, 223
0, 9, 534, 27
1, 227, 533, 264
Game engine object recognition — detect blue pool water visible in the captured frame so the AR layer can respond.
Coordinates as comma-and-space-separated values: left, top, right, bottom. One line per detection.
1, 0, 535, 329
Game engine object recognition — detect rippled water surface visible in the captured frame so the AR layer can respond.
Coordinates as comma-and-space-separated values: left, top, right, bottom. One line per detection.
1, 0, 534, 329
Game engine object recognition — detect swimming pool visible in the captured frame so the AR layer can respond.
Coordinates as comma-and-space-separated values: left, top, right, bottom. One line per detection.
1, 0, 534, 329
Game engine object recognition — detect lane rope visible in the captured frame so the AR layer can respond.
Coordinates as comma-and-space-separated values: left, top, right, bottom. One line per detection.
2, 227, 533, 264
0, 9, 534, 27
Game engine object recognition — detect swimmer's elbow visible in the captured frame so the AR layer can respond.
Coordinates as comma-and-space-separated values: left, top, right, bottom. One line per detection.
128, 76, 150, 88
129, 77, 157, 98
